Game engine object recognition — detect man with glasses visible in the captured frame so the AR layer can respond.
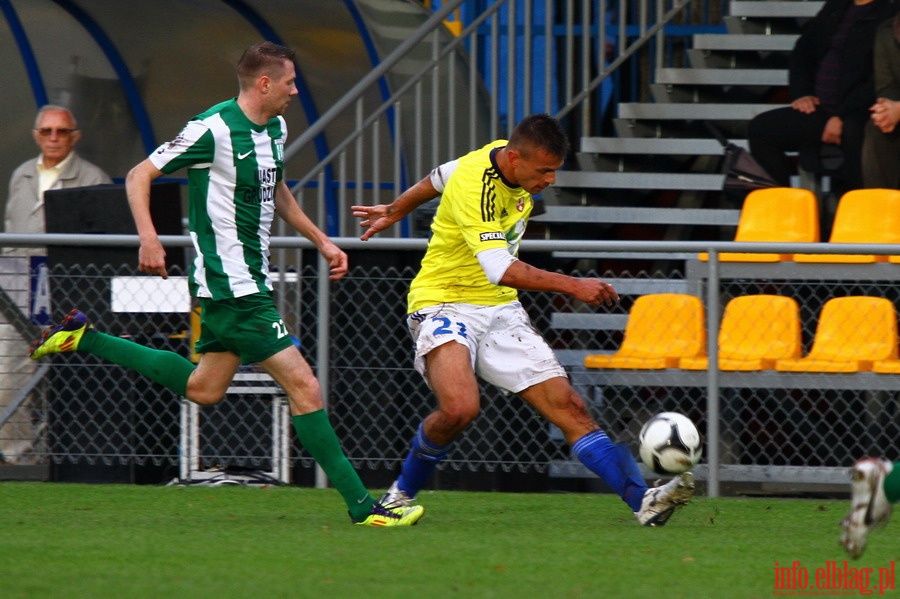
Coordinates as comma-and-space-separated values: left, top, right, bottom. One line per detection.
5, 104, 111, 257
0, 105, 109, 464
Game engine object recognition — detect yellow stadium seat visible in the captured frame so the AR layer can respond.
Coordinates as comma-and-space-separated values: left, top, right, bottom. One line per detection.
775, 297, 898, 373
698, 187, 819, 262
679, 295, 801, 371
793, 189, 900, 263
873, 358, 900, 374
584, 294, 705, 369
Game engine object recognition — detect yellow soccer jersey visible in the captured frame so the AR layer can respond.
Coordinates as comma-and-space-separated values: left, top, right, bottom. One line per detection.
408, 140, 533, 313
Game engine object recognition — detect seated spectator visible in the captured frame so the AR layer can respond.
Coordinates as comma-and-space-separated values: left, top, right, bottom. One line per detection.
5, 104, 111, 257
747, 0, 898, 197
862, 14, 900, 188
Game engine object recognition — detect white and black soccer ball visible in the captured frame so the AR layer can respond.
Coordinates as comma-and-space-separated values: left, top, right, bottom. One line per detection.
638, 412, 702, 475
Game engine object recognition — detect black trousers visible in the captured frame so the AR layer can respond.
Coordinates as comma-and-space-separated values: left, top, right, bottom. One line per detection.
747, 106, 867, 195
862, 120, 900, 189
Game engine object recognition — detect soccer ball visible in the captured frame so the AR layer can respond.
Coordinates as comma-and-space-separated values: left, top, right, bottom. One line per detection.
638, 412, 702, 475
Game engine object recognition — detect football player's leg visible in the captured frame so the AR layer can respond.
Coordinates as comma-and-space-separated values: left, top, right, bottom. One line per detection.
263, 345, 382, 522
32, 309, 197, 397
887, 462, 900, 503
840, 458, 896, 558
519, 378, 647, 512
391, 342, 479, 502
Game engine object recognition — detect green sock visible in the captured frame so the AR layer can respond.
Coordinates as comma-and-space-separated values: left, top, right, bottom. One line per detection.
885, 462, 900, 503
78, 330, 194, 397
292, 411, 375, 521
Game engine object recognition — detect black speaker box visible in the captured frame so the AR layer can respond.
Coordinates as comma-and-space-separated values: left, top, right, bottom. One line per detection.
44, 181, 184, 270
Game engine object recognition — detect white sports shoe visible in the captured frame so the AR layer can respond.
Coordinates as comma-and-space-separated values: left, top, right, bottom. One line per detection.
840, 458, 893, 559
379, 480, 415, 509
635, 472, 695, 526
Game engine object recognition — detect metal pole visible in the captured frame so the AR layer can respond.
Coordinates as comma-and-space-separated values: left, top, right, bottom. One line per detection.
508, 0, 517, 129
705, 249, 720, 498
544, 0, 553, 113
315, 171, 329, 490
523, 0, 533, 116
580, 0, 591, 130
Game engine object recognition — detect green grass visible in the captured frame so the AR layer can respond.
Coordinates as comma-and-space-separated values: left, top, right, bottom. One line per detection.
0, 482, 896, 598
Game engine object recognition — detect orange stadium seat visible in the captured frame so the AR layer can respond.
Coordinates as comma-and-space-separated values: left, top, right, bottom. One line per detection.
584, 294, 705, 369
872, 358, 900, 374
679, 295, 801, 371
699, 187, 819, 262
775, 297, 898, 373
793, 189, 900, 263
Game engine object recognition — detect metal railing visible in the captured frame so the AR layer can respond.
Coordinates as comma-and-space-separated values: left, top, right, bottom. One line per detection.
285, 0, 694, 238
2, 234, 900, 497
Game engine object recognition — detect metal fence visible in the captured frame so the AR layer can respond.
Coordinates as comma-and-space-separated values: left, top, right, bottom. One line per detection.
2, 236, 899, 496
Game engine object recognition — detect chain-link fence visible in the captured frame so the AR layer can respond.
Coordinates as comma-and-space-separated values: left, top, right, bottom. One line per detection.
1, 241, 899, 495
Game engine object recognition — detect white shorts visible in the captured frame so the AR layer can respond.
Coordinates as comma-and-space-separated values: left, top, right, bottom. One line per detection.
406, 301, 567, 394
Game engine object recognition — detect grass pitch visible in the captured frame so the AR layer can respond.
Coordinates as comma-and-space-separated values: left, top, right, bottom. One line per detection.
0, 482, 894, 598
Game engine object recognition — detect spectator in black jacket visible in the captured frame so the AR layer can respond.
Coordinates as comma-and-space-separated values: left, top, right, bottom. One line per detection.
748, 0, 899, 197
862, 14, 900, 188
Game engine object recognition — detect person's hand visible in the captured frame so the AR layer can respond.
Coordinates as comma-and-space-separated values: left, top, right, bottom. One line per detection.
351, 204, 393, 241
791, 96, 820, 114
821, 116, 843, 145
571, 278, 619, 307
319, 240, 349, 280
870, 98, 900, 133
138, 238, 167, 279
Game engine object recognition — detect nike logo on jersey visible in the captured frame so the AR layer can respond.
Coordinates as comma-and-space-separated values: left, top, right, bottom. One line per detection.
237, 150, 253, 160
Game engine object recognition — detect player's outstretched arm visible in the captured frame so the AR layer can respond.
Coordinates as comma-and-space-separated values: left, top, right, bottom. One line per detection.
499, 260, 619, 306
351, 175, 440, 240
275, 182, 348, 280
126, 159, 168, 279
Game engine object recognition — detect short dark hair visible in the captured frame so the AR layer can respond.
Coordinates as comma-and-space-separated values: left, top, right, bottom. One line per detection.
236, 41, 296, 89
508, 114, 569, 160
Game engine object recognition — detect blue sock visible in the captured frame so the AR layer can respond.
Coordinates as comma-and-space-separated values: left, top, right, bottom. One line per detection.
572, 430, 648, 512
396, 422, 452, 498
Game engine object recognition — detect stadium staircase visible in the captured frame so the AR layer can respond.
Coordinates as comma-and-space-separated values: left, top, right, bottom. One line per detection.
534, 0, 822, 243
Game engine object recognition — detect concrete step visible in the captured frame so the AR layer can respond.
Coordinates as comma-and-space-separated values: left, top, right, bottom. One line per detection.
723, 15, 805, 35
612, 118, 748, 139
554, 170, 726, 191
685, 48, 789, 70
550, 313, 630, 331
580, 137, 747, 155
729, 1, 822, 18
692, 33, 798, 51
656, 67, 787, 86
618, 102, 784, 121
532, 205, 740, 225
650, 80, 773, 103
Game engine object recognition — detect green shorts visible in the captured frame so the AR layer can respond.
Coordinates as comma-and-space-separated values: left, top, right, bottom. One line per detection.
194, 292, 294, 364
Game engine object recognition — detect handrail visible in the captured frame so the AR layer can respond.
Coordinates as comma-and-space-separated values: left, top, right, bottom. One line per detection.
282, 0, 467, 165
288, 0, 506, 193
280, 0, 693, 237
2, 233, 900, 256
0, 364, 50, 430
556, 0, 691, 121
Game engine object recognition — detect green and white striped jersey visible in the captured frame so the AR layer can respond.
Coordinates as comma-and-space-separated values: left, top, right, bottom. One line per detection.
149, 98, 286, 300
